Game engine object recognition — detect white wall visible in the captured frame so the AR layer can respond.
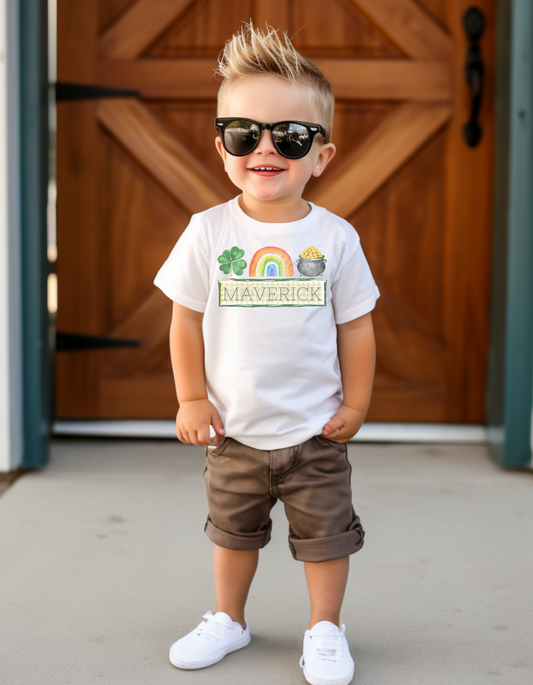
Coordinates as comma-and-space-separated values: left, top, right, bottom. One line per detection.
0, 0, 23, 472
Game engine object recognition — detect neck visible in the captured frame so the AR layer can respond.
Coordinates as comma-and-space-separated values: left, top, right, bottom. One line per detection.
239, 193, 311, 223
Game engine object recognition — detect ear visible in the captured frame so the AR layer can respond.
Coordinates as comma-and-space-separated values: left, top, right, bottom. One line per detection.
215, 136, 227, 169
312, 142, 336, 178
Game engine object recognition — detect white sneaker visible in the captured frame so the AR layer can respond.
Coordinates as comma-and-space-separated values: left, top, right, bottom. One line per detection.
299, 621, 354, 685
169, 610, 250, 669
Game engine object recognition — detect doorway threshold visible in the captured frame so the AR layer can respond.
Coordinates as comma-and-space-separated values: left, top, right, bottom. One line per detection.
52, 421, 486, 443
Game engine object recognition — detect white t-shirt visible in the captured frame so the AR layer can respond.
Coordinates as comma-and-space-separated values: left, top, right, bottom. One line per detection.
154, 194, 380, 450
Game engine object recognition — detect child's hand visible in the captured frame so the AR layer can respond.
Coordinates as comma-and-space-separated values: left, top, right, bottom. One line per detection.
176, 399, 226, 447
321, 404, 366, 444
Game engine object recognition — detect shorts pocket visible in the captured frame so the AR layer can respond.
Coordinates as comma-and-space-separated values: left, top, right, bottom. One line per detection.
313, 434, 347, 453
205, 436, 231, 457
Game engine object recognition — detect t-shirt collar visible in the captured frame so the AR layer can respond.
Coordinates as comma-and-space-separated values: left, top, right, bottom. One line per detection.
230, 194, 319, 234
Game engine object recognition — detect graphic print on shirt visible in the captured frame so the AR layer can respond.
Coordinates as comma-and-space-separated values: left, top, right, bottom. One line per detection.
249, 246, 294, 277
218, 245, 327, 308
217, 246, 248, 276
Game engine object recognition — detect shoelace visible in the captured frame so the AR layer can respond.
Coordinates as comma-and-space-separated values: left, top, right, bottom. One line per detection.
194, 611, 236, 642
309, 624, 345, 662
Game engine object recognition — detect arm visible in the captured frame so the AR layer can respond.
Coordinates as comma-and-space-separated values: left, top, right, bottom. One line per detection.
321, 312, 376, 443
169, 301, 226, 446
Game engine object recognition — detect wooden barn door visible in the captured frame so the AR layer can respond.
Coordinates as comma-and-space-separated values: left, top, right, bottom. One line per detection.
56, 0, 495, 422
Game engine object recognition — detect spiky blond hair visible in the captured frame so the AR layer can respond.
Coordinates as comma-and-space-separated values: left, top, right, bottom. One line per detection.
214, 21, 334, 144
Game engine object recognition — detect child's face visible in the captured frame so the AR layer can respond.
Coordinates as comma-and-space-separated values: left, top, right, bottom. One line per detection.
215, 75, 336, 206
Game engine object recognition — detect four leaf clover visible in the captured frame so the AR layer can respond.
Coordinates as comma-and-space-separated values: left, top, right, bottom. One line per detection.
218, 246, 247, 277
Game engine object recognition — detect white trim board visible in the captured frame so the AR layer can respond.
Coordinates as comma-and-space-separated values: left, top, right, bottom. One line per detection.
52, 421, 486, 444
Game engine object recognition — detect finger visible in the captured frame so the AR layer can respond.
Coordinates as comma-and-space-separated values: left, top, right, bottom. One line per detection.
322, 417, 345, 435
327, 430, 349, 442
211, 410, 226, 436
197, 424, 211, 446
189, 430, 202, 447
179, 429, 191, 444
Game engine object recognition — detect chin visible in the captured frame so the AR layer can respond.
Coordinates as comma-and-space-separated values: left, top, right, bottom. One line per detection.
253, 189, 281, 200
248, 186, 288, 201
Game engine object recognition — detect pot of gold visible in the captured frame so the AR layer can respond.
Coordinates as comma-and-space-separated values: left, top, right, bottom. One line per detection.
296, 246, 327, 277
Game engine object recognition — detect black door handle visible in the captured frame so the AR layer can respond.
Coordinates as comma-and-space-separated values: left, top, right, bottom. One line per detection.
462, 7, 485, 147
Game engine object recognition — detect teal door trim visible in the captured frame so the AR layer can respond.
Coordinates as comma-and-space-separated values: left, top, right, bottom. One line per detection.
487, 0, 533, 468
19, 0, 50, 468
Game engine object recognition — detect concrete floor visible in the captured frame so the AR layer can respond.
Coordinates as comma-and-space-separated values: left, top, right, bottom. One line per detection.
0, 438, 532, 685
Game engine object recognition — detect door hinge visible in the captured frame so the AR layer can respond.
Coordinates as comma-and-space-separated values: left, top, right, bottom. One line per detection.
51, 82, 141, 102
56, 332, 141, 351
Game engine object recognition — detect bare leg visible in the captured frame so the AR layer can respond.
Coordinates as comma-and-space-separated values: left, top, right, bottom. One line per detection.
214, 545, 259, 630
304, 556, 350, 629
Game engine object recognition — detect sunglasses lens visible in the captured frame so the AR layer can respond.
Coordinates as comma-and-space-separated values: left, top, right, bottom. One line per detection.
223, 119, 260, 155
272, 123, 311, 158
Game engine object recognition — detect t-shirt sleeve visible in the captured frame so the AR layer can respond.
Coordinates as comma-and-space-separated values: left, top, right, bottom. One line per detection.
330, 228, 380, 325
153, 215, 210, 313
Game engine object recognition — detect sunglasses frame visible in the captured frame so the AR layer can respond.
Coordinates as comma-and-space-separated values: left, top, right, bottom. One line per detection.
214, 117, 327, 159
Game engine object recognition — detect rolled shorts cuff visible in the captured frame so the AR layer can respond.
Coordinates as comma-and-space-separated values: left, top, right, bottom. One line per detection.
288, 527, 364, 563
204, 515, 272, 551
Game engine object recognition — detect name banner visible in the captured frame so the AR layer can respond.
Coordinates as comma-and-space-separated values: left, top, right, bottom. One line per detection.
219, 278, 327, 308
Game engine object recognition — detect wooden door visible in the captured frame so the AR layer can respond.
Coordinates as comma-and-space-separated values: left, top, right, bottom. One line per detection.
56, 0, 495, 422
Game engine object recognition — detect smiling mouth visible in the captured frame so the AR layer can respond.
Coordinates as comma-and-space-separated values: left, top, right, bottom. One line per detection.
249, 166, 285, 174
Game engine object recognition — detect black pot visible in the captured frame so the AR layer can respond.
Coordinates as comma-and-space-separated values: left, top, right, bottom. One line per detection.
296, 256, 327, 277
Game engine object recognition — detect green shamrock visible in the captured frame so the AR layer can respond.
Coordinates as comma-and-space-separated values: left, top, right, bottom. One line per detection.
218, 246, 247, 277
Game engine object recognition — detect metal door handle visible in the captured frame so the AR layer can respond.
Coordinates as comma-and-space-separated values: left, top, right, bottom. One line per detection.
462, 7, 485, 147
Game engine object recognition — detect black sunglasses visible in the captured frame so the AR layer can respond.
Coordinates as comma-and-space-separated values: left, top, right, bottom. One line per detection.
214, 117, 326, 160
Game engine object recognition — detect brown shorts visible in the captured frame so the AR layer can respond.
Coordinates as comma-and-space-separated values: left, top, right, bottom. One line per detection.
203, 435, 364, 563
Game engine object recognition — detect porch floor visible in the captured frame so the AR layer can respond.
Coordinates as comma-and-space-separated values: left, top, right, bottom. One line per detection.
0, 439, 532, 684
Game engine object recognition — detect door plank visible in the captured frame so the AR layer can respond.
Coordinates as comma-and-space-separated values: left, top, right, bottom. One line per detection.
97, 98, 227, 212
99, 0, 194, 59
100, 290, 171, 376
441, 0, 495, 421
99, 375, 177, 417
98, 59, 220, 99
309, 102, 451, 216
253, 1, 290, 33
99, 58, 452, 101
316, 59, 451, 100
347, 0, 452, 59
370, 284, 446, 381
370, 378, 446, 421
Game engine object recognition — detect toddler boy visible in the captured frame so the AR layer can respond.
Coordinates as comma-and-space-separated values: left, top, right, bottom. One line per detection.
154, 21, 380, 685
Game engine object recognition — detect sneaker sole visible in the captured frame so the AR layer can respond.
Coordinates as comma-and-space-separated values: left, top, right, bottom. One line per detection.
169, 631, 251, 670
300, 655, 355, 685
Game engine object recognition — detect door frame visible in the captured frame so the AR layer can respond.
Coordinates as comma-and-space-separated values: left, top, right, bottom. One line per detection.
486, 0, 533, 468
19, 0, 50, 468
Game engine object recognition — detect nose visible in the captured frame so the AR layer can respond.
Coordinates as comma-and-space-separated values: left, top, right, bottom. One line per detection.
254, 128, 277, 155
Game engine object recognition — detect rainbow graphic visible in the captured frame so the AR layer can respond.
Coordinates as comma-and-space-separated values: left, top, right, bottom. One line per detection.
249, 246, 294, 278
